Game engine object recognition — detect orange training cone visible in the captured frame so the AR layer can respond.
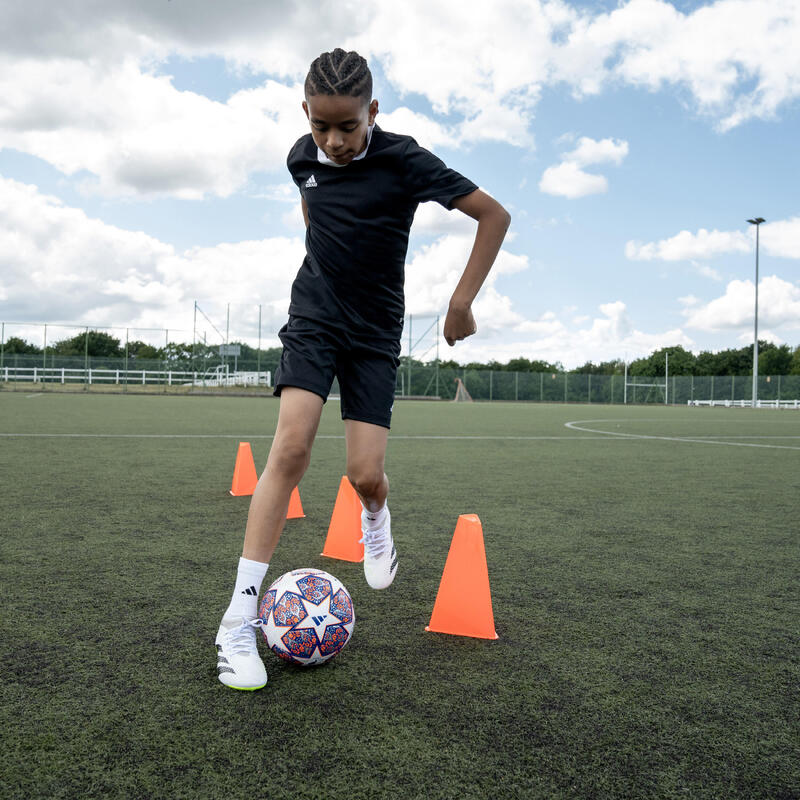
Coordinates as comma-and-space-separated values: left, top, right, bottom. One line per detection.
287, 486, 305, 519
321, 476, 364, 563
426, 514, 499, 639
229, 442, 259, 496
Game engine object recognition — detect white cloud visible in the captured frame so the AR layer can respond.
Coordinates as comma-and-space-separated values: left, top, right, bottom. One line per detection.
539, 162, 608, 198
539, 136, 628, 198
735, 327, 785, 347
0, 59, 304, 198
684, 275, 800, 332
558, 0, 800, 129
565, 136, 629, 167
627, 217, 800, 262
1, 1, 798, 201
450, 299, 694, 368
694, 263, 724, 282
404, 233, 528, 324
627, 228, 751, 260
0, 176, 304, 337
761, 216, 800, 259
377, 107, 460, 152
1, 176, 534, 348
411, 202, 477, 238
0, 1, 353, 78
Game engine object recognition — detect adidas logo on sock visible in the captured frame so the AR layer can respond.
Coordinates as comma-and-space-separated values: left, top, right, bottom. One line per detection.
241, 585, 258, 596
304, 174, 317, 188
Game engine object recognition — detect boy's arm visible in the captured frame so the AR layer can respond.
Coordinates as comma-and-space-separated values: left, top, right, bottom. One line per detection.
445, 189, 511, 346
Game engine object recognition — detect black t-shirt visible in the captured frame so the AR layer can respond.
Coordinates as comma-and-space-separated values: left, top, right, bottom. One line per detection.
286, 125, 477, 340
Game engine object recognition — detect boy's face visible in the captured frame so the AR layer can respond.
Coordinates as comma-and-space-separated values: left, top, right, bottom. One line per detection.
302, 94, 378, 166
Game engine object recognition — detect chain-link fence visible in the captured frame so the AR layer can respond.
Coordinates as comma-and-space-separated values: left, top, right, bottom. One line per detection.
396, 366, 800, 403
3, 349, 799, 404
3, 317, 799, 402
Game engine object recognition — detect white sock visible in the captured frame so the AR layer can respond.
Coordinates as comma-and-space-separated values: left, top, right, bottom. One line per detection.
224, 557, 269, 621
362, 503, 388, 531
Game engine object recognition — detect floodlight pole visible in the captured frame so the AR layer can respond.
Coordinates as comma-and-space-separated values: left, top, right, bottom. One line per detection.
747, 217, 765, 408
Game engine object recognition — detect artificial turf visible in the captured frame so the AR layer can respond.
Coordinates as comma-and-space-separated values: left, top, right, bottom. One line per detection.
1, 392, 798, 799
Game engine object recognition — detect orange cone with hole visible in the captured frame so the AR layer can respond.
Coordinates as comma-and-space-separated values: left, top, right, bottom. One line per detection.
321, 476, 364, 562
229, 442, 258, 496
426, 514, 499, 639
287, 486, 305, 519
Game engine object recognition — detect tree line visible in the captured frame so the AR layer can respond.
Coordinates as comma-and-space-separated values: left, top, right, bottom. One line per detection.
3, 331, 800, 376
438, 341, 800, 376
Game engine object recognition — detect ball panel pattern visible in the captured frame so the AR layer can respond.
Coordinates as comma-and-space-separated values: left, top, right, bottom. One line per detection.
282, 629, 319, 659
296, 574, 332, 604
273, 591, 307, 627
258, 589, 276, 621
319, 624, 350, 656
330, 588, 353, 624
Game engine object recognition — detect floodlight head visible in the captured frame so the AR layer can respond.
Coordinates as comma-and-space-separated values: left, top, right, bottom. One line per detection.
747, 217, 766, 225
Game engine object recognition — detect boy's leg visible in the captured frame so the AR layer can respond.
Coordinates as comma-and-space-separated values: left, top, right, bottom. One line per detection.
243, 387, 324, 563
216, 387, 324, 690
345, 418, 389, 511
345, 419, 397, 589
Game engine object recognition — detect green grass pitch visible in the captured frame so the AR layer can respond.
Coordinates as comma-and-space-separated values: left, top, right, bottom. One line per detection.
1, 392, 798, 799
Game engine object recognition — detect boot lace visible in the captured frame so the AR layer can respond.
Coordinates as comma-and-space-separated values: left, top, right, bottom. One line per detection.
223, 617, 262, 657
359, 528, 390, 559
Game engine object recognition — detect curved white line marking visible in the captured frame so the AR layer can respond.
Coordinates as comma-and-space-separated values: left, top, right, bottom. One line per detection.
565, 419, 800, 451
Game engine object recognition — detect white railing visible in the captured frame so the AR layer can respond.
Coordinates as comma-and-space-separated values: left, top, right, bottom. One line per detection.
688, 399, 800, 409
192, 368, 270, 387
1, 366, 271, 387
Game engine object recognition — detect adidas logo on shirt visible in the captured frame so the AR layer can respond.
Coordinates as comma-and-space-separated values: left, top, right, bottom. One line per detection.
304, 174, 317, 188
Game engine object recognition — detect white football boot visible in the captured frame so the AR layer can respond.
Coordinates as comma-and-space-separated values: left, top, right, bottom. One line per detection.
360, 508, 398, 590
215, 616, 267, 690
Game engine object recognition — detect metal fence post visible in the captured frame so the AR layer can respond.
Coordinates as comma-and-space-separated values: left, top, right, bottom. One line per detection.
407, 314, 412, 398
84, 327, 90, 390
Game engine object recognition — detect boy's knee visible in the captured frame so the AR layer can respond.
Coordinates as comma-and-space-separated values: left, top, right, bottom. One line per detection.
269, 440, 312, 480
347, 467, 384, 500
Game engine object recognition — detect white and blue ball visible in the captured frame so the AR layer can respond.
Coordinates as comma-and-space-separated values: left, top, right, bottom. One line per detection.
258, 568, 355, 666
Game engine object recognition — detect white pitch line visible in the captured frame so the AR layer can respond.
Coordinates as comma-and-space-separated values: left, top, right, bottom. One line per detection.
2, 429, 797, 447
564, 419, 800, 451
666, 435, 800, 439
0, 432, 616, 441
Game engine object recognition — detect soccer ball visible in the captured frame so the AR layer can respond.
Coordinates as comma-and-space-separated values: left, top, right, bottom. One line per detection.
258, 568, 355, 666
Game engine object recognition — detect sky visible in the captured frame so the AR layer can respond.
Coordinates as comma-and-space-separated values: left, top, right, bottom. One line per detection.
1, 0, 799, 368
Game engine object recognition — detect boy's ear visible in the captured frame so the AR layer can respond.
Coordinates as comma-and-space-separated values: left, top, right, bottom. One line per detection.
302, 100, 309, 119
368, 99, 378, 125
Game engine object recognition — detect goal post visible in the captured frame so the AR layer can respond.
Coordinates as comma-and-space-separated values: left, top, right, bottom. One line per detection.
453, 377, 473, 402
624, 353, 669, 404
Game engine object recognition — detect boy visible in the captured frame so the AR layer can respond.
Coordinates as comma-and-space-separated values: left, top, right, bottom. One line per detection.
215, 48, 511, 690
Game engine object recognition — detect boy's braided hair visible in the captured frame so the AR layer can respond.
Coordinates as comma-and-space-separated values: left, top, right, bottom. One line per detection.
305, 48, 372, 102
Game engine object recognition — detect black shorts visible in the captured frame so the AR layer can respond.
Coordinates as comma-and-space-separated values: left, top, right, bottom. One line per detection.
273, 316, 401, 429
